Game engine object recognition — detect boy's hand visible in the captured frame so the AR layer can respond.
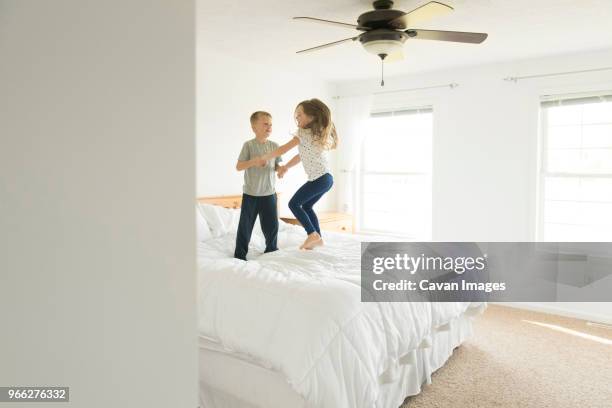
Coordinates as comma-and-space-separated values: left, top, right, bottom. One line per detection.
254, 157, 267, 167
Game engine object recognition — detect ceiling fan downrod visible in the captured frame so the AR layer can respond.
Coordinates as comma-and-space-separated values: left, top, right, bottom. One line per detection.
373, 0, 394, 10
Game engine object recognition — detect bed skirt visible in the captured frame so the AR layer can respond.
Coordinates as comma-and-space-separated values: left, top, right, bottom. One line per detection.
199, 312, 475, 408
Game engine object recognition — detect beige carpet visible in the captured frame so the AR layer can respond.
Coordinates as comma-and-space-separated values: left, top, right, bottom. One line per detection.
401, 305, 612, 408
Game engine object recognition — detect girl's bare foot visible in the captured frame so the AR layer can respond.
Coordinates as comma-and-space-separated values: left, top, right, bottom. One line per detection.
304, 238, 324, 250
300, 232, 321, 250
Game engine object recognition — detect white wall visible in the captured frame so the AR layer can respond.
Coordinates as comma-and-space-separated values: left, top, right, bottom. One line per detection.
0, 1, 198, 407
334, 48, 612, 322
197, 49, 337, 215
335, 48, 612, 240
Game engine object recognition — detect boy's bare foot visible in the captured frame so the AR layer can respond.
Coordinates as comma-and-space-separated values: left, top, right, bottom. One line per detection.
300, 232, 321, 250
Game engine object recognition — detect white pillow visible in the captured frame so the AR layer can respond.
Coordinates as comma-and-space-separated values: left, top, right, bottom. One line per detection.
198, 203, 241, 237
198, 202, 288, 238
196, 206, 213, 241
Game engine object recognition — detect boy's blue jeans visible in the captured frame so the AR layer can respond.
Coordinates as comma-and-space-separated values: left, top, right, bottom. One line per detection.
234, 193, 278, 261
288, 173, 333, 235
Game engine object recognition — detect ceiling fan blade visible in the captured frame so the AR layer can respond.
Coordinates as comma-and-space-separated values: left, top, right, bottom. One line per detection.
389, 1, 454, 30
296, 36, 358, 54
293, 17, 358, 30
406, 29, 488, 44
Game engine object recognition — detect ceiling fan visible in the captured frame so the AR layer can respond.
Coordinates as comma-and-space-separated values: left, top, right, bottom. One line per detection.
293, 0, 488, 85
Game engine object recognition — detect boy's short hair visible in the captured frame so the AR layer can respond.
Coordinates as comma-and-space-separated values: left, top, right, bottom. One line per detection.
250, 111, 272, 125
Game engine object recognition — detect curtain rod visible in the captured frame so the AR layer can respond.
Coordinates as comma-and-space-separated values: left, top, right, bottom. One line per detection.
332, 83, 458, 99
503, 67, 612, 82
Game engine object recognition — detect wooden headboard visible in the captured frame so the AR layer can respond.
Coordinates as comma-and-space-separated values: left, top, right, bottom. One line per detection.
198, 194, 282, 210
198, 195, 243, 209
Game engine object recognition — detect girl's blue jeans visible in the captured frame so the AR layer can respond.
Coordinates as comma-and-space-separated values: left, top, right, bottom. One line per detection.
288, 173, 333, 235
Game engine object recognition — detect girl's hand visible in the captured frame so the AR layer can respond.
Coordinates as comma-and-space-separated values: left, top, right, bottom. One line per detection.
276, 165, 288, 178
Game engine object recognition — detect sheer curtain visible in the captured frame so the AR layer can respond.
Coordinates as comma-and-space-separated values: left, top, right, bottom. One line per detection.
334, 94, 373, 214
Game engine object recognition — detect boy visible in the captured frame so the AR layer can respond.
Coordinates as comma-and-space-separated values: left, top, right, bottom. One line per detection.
234, 111, 282, 260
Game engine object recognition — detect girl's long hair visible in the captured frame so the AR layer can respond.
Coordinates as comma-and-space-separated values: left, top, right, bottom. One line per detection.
297, 98, 338, 150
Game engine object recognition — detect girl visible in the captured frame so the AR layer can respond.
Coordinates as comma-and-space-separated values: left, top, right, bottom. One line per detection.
261, 98, 338, 250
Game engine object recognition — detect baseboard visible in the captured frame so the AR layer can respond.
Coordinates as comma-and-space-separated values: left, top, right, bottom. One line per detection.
497, 302, 612, 325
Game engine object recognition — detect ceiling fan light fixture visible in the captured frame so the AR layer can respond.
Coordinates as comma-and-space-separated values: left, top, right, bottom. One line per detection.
362, 39, 404, 57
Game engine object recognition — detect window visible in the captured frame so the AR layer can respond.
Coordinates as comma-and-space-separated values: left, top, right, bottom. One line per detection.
359, 108, 433, 238
538, 93, 612, 241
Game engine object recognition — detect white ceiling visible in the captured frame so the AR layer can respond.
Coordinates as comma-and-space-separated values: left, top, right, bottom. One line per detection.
197, 0, 612, 82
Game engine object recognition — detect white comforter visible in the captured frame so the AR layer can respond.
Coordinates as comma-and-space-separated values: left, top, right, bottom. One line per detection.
197, 224, 482, 408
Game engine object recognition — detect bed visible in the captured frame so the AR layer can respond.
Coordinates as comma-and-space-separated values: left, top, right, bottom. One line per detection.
196, 195, 486, 408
